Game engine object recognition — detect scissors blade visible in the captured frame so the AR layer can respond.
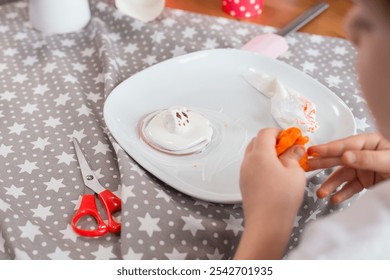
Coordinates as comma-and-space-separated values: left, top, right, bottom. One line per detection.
72, 138, 106, 194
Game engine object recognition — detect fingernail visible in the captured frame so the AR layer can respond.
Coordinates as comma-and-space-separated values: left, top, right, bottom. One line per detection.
294, 146, 305, 158
344, 151, 356, 164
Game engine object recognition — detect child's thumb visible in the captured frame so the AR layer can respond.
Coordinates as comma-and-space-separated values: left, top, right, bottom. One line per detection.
279, 145, 305, 167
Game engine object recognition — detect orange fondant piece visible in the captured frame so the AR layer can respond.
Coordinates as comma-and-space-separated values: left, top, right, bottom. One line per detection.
276, 127, 309, 171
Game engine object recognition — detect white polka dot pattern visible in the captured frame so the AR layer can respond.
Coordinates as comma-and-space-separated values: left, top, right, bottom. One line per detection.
222, 0, 263, 19
0, 0, 374, 259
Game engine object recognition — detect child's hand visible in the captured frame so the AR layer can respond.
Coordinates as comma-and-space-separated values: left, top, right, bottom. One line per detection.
236, 128, 306, 259
307, 133, 390, 205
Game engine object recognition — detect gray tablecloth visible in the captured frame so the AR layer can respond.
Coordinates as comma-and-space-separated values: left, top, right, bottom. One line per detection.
0, 0, 375, 259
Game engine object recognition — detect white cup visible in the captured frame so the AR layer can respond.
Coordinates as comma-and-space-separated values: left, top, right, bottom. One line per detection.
29, 0, 91, 34
115, 0, 165, 22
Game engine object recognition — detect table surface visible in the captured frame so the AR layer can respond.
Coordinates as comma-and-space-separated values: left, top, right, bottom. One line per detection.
166, 0, 353, 38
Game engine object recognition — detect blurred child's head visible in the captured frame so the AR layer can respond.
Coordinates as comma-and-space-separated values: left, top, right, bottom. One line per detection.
345, 0, 390, 139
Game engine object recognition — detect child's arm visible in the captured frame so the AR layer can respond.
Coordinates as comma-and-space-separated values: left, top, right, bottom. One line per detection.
307, 133, 390, 205
234, 128, 306, 259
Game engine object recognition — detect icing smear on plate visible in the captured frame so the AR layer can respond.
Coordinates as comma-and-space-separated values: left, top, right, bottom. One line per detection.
138, 107, 213, 155
242, 71, 319, 133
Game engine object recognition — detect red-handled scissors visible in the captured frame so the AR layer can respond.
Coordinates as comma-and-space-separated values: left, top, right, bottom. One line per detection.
71, 138, 121, 237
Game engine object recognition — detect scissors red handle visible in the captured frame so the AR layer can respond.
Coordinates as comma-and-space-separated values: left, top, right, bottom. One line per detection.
71, 194, 109, 237
98, 189, 121, 233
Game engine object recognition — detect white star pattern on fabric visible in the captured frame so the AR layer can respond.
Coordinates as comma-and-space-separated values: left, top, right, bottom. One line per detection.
14, 32, 27, 40
18, 221, 42, 242
203, 38, 219, 49
92, 141, 111, 155
305, 208, 322, 223
52, 50, 66, 57
155, 188, 171, 203
181, 215, 205, 236
59, 225, 79, 243
47, 247, 71, 260
170, 45, 187, 57
355, 117, 370, 132
43, 62, 57, 73
306, 48, 320, 57
130, 20, 145, 31
330, 60, 345, 68
333, 46, 348, 55
123, 247, 144, 260
164, 248, 188, 260
54, 93, 71, 106
81, 47, 95, 57
306, 183, 319, 202
121, 184, 136, 203
91, 245, 117, 260
207, 248, 224, 260
0, 90, 16, 101
76, 105, 92, 117
182, 27, 197, 38
223, 215, 243, 236
43, 117, 62, 128
124, 43, 139, 54
310, 35, 324, 43
55, 152, 76, 165
14, 248, 31, 260
68, 129, 87, 142
44, 178, 66, 192
23, 56, 38, 66
18, 160, 39, 174
353, 94, 366, 103
86, 92, 102, 103
12, 73, 27, 83
72, 62, 87, 72
8, 122, 27, 135
301, 61, 317, 73
33, 84, 49, 95
142, 55, 157, 66
0, 198, 11, 212
63, 74, 78, 84
162, 18, 176, 27
0, 63, 8, 72
31, 137, 50, 150
31, 205, 54, 221
235, 28, 249, 36
152, 31, 166, 44
138, 213, 161, 237
0, 144, 14, 157
325, 75, 342, 88
21, 103, 38, 114
5, 185, 26, 199
3, 47, 18, 56
293, 216, 302, 228
129, 162, 145, 177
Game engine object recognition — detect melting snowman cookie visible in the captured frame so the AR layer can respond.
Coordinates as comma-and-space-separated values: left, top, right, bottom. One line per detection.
139, 107, 213, 155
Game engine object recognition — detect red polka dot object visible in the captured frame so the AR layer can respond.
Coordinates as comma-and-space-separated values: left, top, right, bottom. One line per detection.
222, 0, 264, 19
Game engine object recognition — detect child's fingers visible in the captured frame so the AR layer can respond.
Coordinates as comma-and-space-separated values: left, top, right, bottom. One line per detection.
307, 156, 343, 171
278, 145, 305, 168
308, 133, 382, 158
252, 128, 281, 151
316, 166, 356, 198
342, 150, 390, 173
330, 179, 364, 205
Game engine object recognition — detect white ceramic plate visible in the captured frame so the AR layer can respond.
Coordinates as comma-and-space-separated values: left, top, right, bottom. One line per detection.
104, 49, 356, 204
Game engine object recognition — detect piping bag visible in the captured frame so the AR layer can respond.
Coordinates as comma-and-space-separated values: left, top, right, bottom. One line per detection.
241, 2, 329, 58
